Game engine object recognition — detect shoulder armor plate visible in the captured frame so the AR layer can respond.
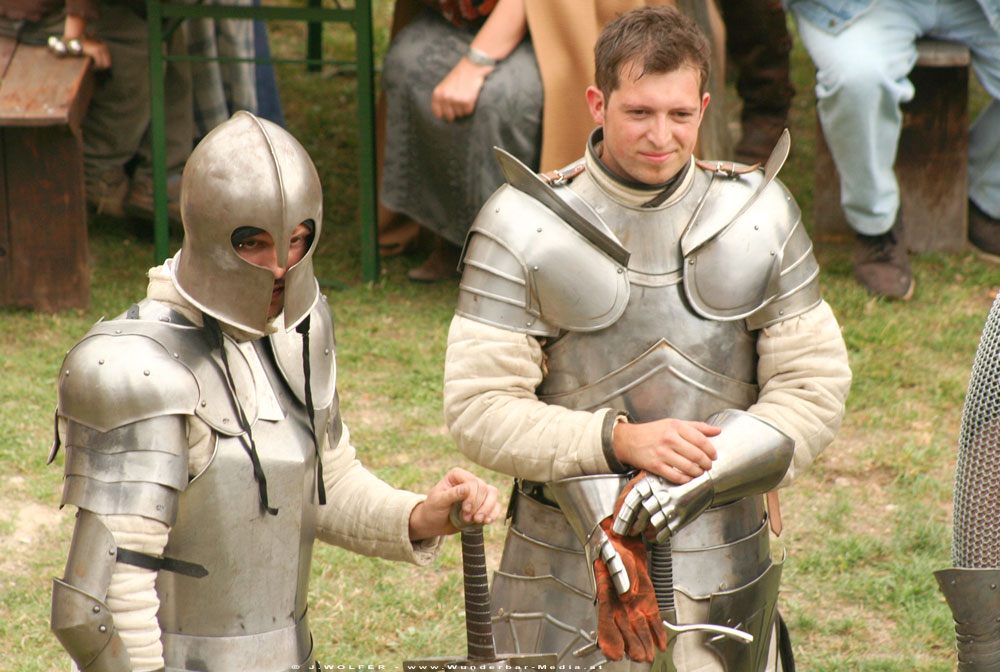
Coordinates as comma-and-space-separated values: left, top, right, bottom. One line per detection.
270, 295, 337, 411
58, 302, 255, 435
457, 183, 630, 335
680, 132, 821, 327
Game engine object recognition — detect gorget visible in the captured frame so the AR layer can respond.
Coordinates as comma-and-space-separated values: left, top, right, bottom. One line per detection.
536, 166, 759, 422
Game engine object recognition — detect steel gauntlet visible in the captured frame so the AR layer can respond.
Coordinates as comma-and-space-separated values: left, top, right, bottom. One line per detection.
613, 409, 794, 541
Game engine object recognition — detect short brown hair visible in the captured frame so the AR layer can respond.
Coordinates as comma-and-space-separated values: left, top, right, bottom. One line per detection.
594, 6, 711, 98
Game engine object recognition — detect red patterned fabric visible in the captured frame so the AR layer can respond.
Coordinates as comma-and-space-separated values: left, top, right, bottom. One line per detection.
423, 0, 498, 29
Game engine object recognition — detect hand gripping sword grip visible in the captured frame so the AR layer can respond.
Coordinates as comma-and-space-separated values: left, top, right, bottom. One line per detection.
450, 504, 496, 661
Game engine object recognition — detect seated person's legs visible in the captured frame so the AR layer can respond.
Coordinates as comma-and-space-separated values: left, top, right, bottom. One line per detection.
946, 2, 1000, 255
791, 2, 922, 298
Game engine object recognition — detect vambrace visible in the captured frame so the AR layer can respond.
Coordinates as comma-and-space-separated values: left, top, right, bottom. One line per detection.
613, 409, 794, 541
935, 569, 1000, 671
51, 511, 131, 672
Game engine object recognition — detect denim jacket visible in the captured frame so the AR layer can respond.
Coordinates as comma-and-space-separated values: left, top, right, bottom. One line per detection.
785, 0, 1000, 35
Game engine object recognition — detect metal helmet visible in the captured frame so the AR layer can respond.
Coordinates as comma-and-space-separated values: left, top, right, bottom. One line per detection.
172, 111, 322, 336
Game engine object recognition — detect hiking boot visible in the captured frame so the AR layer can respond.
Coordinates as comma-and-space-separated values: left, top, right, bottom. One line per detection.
854, 216, 914, 300
125, 173, 182, 224
408, 237, 461, 283
969, 199, 1000, 262
85, 169, 129, 218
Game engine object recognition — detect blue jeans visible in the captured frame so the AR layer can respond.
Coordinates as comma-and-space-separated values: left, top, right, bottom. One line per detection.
791, 0, 1000, 234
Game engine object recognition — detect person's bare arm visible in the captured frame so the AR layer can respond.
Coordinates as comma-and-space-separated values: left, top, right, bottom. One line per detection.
431, 0, 527, 121
62, 13, 111, 69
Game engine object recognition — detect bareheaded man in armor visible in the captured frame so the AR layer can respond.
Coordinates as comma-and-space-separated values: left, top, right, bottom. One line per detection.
48, 111, 501, 672
443, 6, 852, 671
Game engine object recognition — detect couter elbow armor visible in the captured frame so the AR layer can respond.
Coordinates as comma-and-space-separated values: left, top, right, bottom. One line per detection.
51, 511, 131, 672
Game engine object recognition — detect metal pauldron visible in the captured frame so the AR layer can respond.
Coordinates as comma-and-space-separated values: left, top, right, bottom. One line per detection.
680, 157, 821, 330
456, 183, 629, 337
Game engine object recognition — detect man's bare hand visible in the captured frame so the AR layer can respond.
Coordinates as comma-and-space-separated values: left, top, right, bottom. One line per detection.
408, 467, 501, 540
430, 57, 493, 121
612, 418, 720, 483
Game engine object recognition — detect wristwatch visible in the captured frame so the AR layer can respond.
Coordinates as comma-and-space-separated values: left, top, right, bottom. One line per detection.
466, 46, 498, 67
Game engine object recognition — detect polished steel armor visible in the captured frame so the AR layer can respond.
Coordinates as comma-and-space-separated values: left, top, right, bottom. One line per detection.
173, 111, 323, 337
52, 295, 338, 672
936, 293, 1000, 670
458, 139, 813, 670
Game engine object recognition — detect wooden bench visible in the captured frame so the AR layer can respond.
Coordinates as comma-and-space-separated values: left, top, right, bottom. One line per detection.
0, 35, 93, 312
813, 39, 970, 253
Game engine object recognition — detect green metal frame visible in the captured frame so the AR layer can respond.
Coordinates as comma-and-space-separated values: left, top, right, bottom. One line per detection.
146, 0, 379, 283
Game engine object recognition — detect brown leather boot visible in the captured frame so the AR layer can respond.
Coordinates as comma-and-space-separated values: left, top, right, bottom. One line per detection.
407, 237, 461, 283
969, 199, 1000, 262
854, 215, 914, 300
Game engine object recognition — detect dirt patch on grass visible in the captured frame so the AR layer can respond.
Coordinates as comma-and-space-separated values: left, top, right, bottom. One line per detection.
0, 486, 67, 577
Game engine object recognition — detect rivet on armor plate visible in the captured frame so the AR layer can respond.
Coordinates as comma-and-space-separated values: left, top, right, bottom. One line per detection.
200, 400, 207, 407
526, 321, 533, 327
689, 259, 695, 265
617, 268, 623, 274
173, 352, 179, 358
533, 266, 539, 271
719, 582, 728, 590
93, 605, 101, 613
993, 584, 998, 590
537, 227, 542, 233
108, 548, 115, 555
159, 316, 170, 322
98, 359, 104, 365
779, 310, 785, 315
223, 418, 230, 424
497, 608, 504, 617
98, 625, 107, 633
754, 225, 759, 231
64, 370, 70, 376
496, 208, 501, 213
770, 251, 775, 256
115, 330, 122, 335
144, 370, 151, 376
324, 348, 330, 355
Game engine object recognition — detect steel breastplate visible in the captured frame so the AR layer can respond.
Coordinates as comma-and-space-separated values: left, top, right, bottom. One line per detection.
156, 341, 324, 672
536, 170, 759, 421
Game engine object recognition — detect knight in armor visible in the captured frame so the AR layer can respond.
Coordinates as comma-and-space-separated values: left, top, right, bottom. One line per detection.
48, 111, 501, 672
442, 7, 852, 670
936, 292, 1000, 671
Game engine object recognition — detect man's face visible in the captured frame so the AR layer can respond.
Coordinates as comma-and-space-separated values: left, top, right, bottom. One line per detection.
234, 223, 312, 319
586, 61, 709, 185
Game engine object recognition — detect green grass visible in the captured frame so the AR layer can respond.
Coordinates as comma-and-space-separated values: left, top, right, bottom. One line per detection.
1, 6, 998, 671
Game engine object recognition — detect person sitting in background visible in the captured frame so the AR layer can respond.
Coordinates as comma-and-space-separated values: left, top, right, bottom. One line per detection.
378, 0, 543, 282
0, 0, 192, 226
786, 0, 1000, 299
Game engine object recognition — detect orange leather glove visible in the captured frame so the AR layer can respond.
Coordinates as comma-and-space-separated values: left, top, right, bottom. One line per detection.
593, 516, 668, 662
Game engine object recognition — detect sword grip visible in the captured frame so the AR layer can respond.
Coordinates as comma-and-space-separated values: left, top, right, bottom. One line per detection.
649, 539, 675, 617
461, 526, 496, 661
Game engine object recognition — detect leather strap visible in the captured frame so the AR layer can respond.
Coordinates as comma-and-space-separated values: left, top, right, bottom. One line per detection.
695, 159, 761, 177
117, 547, 209, 578
766, 490, 783, 537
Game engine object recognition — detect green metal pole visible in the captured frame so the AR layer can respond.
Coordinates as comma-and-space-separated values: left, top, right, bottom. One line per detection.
355, 0, 379, 283
147, 0, 170, 263
307, 0, 322, 73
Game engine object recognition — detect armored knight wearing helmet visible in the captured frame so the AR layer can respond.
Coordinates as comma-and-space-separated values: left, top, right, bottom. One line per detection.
442, 7, 851, 671
48, 111, 500, 672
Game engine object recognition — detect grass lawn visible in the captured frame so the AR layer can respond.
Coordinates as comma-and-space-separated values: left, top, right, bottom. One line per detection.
1, 4, 997, 671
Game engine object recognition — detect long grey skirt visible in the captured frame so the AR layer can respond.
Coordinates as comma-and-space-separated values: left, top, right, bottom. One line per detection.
380, 9, 544, 246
